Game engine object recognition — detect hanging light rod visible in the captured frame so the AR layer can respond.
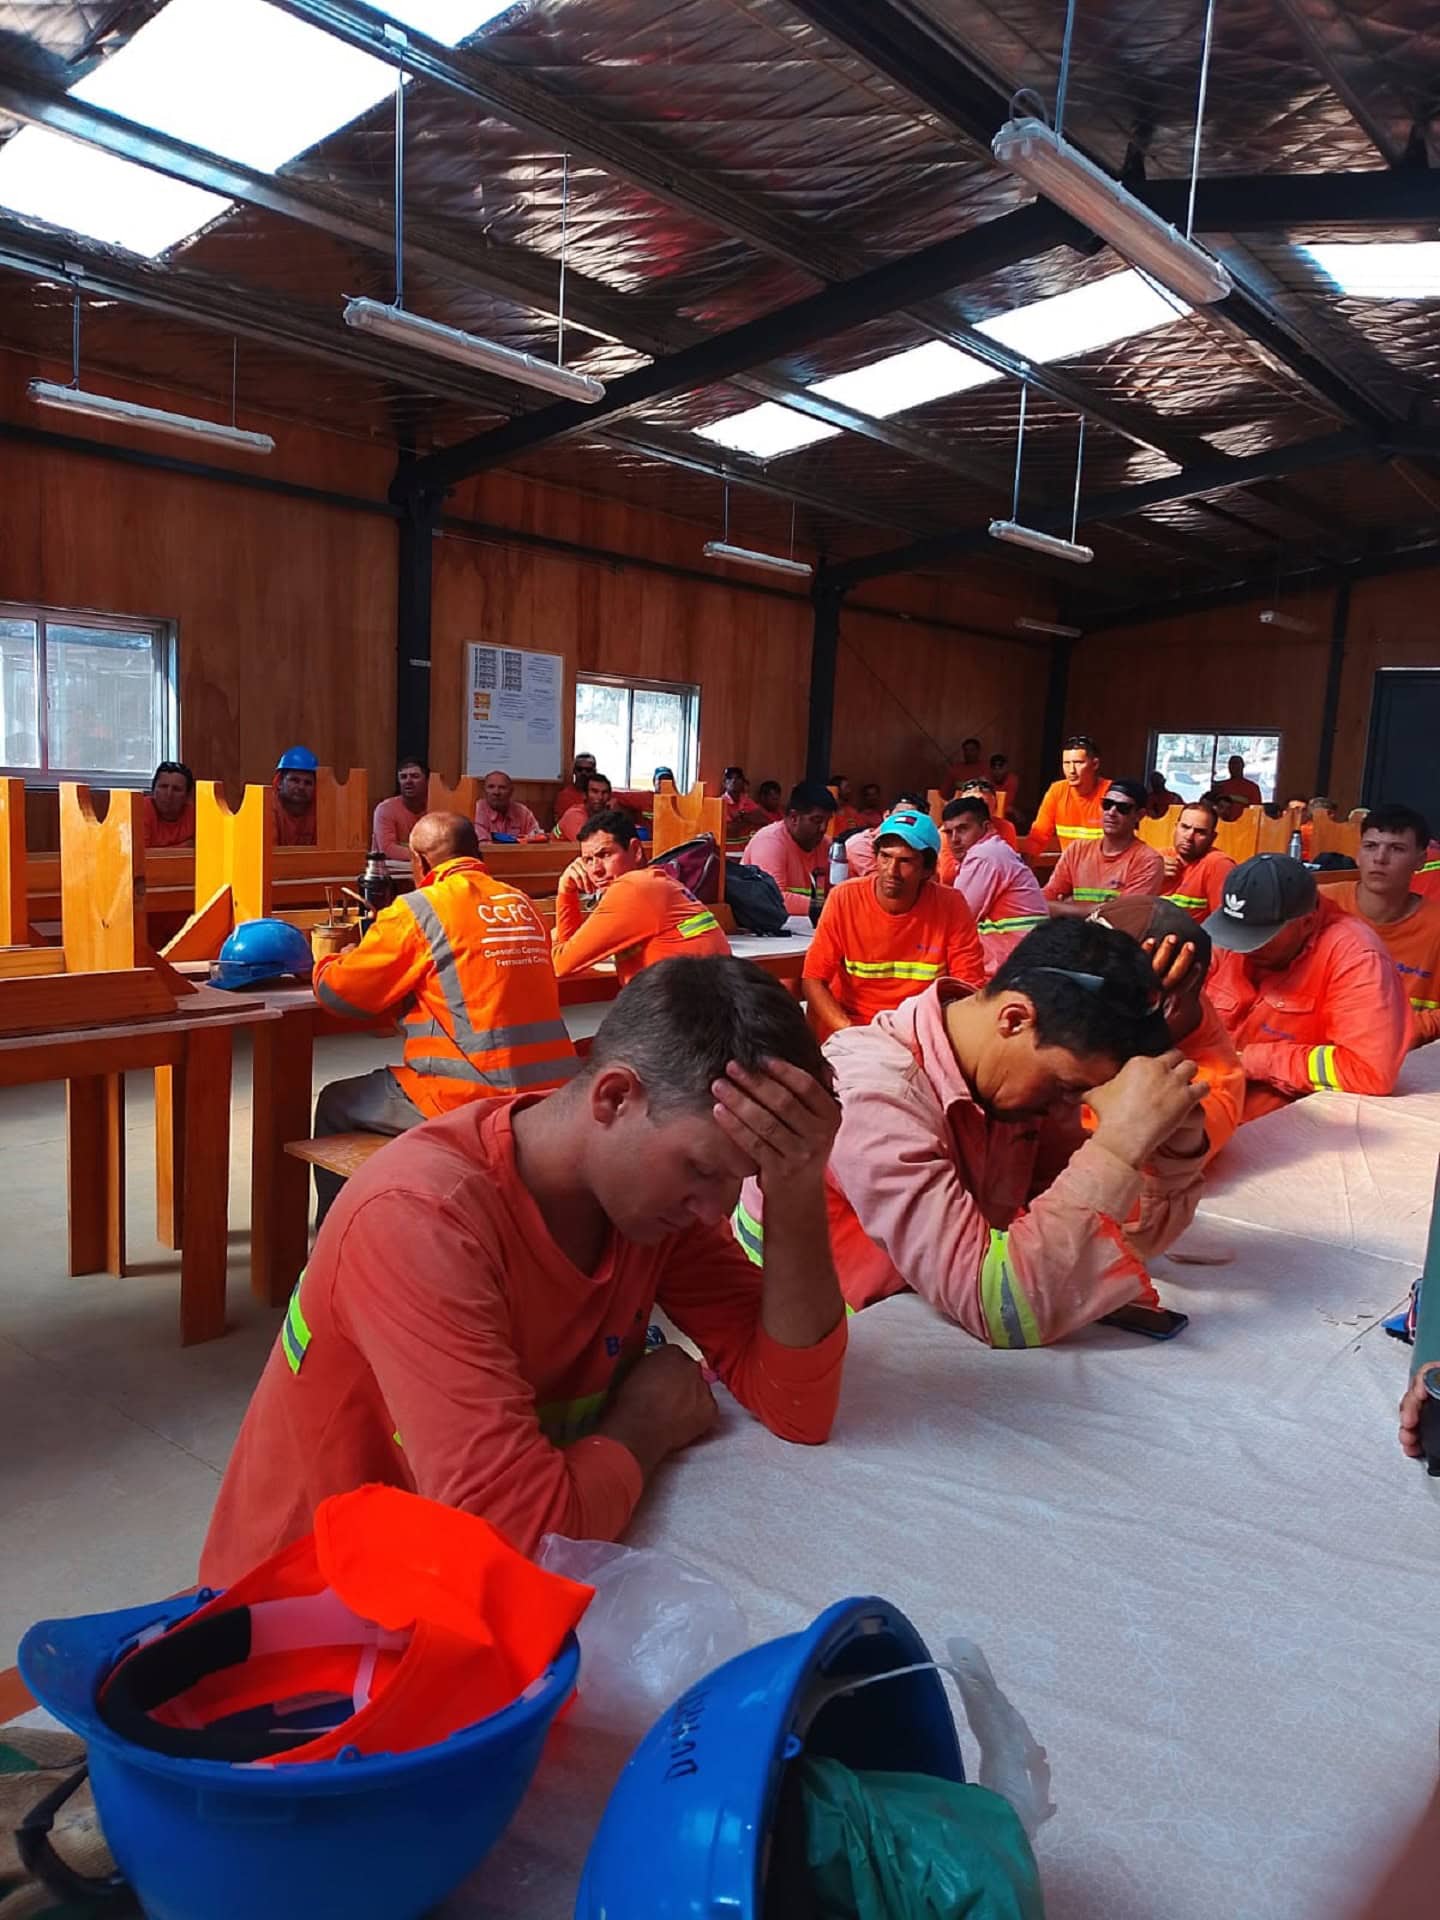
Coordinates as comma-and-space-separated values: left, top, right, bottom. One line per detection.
702, 540, 813, 579
342, 299, 605, 402
1258, 608, 1315, 632
1016, 616, 1083, 637
26, 379, 275, 453
988, 520, 1094, 565
991, 120, 1232, 307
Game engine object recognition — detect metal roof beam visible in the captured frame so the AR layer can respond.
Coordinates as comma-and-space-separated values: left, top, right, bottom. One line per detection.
1265, 0, 1409, 168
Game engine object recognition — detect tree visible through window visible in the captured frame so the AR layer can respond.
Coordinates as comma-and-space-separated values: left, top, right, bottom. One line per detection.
1, 603, 177, 780
574, 674, 699, 790
1150, 731, 1281, 802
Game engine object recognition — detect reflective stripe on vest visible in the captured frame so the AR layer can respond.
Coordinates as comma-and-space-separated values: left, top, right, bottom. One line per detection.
1421, 859, 1440, 875
535, 1388, 611, 1447
733, 1199, 764, 1267
1071, 886, 1119, 904
1307, 1043, 1339, 1092
1057, 825, 1103, 841
1163, 891, 1208, 912
1414, 996, 1440, 1011
679, 909, 721, 939
283, 1278, 311, 1375
841, 958, 943, 983
980, 1228, 1041, 1349
978, 914, 1046, 936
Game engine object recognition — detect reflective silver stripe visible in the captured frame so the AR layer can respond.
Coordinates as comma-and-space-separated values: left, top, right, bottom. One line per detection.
404, 1051, 578, 1088
401, 891, 486, 1053
314, 975, 376, 1021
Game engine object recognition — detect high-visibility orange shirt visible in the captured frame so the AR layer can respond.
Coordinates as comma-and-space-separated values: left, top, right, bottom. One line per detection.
553, 782, 585, 828
371, 794, 424, 860
1415, 841, 1440, 901
141, 795, 195, 848
1208, 893, 1411, 1120
271, 789, 317, 846
313, 856, 577, 1117
1021, 777, 1110, 854
1044, 836, 1167, 905
1330, 882, 1440, 1045
556, 803, 593, 841
831, 804, 863, 837
552, 866, 730, 986
200, 1096, 847, 1582
803, 875, 984, 1023
1183, 991, 1246, 1162
1162, 848, 1235, 922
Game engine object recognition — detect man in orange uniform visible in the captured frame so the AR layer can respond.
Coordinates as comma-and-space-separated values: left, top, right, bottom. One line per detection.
1021, 734, 1110, 855
552, 809, 730, 986
308, 812, 577, 1223
200, 957, 846, 1579
556, 772, 613, 841
989, 753, 1020, 816
1204, 854, 1410, 1122
1161, 798, 1235, 923
941, 796, 1048, 978
1045, 779, 1166, 914
271, 746, 318, 846
743, 781, 835, 915
1414, 839, 1440, 900
371, 756, 428, 859
474, 768, 544, 841
857, 783, 886, 829
829, 774, 863, 838
142, 760, 195, 848
1331, 804, 1440, 1046
553, 751, 597, 829
1213, 754, 1264, 808
803, 808, 983, 1039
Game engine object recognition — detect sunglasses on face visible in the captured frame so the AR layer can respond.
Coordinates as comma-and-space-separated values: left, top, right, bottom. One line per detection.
1100, 797, 1136, 815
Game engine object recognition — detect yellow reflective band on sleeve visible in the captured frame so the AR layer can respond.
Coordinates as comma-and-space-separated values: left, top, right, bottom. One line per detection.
678, 910, 721, 939
535, 1389, 611, 1447
1307, 1043, 1339, 1092
732, 1200, 764, 1266
841, 958, 942, 983
1412, 997, 1439, 1011
978, 914, 1046, 935
1057, 825, 1103, 840
282, 1278, 311, 1376
1163, 892, 1208, 911
1072, 887, 1118, 903
979, 1228, 1041, 1349
1420, 858, 1440, 875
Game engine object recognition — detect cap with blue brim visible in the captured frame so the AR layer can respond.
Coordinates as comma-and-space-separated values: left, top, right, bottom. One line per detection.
875, 808, 941, 854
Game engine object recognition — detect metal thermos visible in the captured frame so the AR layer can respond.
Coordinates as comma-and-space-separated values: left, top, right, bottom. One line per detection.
1288, 830, 1304, 861
358, 847, 395, 927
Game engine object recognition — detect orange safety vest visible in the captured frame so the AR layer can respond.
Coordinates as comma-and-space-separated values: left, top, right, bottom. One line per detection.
313, 857, 578, 1116
101, 1485, 593, 1765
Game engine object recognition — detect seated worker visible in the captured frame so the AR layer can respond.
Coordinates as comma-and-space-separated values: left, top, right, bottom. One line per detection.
955, 777, 1019, 851
1144, 770, 1183, 818
847, 789, 930, 878
1299, 794, 1337, 858
475, 767, 544, 842
1204, 854, 1410, 1122
554, 750, 597, 828
721, 765, 748, 822
941, 795, 1048, 978
803, 808, 983, 1040
1331, 803, 1440, 1045
1213, 753, 1264, 808
552, 808, 730, 985
309, 812, 577, 1224
1207, 788, 1247, 825
199, 957, 847, 1582
1020, 734, 1109, 854
755, 779, 784, 825
1089, 894, 1245, 1165
989, 753, 1019, 815
1415, 836, 1440, 900
1044, 778, 1166, 914
142, 760, 195, 848
856, 783, 885, 829
371, 755, 428, 859
556, 771, 613, 841
743, 780, 835, 914
735, 918, 1207, 1342
829, 774, 863, 837
1161, 798, 1235, 923
271, 745, 318, 846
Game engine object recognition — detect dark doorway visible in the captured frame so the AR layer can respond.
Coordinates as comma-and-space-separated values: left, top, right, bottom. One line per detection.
1362, 670, 1440, 826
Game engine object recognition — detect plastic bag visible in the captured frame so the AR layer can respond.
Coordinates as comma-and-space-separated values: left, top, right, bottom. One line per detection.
535, 1536, 747, 1734
799, 1757, 1044, 1920
944, 1637, 1055, 1840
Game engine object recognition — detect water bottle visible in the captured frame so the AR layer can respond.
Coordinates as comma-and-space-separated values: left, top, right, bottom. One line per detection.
828, 841, 849, 892
1287, 829, 1304, 862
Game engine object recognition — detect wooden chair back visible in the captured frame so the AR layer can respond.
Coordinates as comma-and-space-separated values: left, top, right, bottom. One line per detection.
0, 777, 27, 947
1137, 806, 1179, 853
195, 782, 273, 923
1310, 811, 1362, 861
652, 784, 726, 900
59, 785, 147, 973
428, 773, 481, 819
1256, 804, 1304, 854
316, 768, 370, 851
1213, 807, 1263, 862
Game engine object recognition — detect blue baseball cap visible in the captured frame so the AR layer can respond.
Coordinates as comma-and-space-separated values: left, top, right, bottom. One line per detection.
875, 806, 940, 855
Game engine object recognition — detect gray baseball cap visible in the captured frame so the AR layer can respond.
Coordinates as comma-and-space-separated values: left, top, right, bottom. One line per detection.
1202, 854, 1317, 953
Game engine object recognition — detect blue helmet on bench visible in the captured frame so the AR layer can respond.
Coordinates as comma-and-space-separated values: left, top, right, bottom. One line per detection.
213, 919, 313, 991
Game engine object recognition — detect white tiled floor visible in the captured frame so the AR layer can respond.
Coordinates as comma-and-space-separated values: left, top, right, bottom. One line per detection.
0, 1030, 396, 1663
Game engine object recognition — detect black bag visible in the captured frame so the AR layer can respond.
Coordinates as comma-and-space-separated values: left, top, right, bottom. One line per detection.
724, 857, 790, 935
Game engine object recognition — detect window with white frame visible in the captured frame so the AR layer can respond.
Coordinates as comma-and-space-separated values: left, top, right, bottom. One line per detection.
574, 674, 700, 791
1148, 730, 1282, 802
0, 603, 178, 782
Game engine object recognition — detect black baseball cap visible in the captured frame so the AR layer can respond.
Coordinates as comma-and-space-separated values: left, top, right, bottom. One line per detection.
1203, 855, 1317, 954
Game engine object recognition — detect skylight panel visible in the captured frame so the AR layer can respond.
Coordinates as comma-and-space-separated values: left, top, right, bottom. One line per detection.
696, 405, 841, 461
811, 339, 1000, 416
1304, 242, 1440, 299
977, 269, 1186, 362
0, 130, 227, 258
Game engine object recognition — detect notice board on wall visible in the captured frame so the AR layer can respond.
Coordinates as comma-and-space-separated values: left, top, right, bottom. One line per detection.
463, 643, 565, 781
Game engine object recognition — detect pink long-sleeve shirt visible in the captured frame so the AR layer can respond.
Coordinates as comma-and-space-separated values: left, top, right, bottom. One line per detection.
737, 982, 1203, 1346
951, 829, 1049, 978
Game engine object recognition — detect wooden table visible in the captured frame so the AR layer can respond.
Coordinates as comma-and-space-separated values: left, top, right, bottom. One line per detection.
0, 991, 277, 1345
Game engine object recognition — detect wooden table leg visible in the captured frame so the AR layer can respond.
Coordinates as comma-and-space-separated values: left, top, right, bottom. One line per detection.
250, 1007, 314, 1308
155, 1062, 184, 1250
67, 1073, 125, 1276
177, 1026, 232, 1346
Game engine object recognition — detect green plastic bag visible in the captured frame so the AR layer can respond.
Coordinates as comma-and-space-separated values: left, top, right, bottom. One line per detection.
799, 1756, 1044, 1920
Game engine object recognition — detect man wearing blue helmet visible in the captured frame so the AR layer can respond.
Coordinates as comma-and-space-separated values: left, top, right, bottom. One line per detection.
272, 746, 318, 846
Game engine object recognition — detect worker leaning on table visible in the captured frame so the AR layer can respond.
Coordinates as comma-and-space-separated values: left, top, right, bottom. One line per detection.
200, 957, 846, 1584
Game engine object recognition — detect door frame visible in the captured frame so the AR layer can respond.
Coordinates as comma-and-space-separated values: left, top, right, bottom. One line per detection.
1361, 667, 1440, 810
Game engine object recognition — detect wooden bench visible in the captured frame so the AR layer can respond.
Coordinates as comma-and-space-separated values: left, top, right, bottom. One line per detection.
283, 1132, 391, 1183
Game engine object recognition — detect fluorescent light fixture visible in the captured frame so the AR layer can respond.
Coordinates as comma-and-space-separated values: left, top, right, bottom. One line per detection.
992, 118, 1233, 308
696, 405, 840, 461
343, 297, 605, 399
1016, 616, 1083, 637
1258, 609, 1314, 633
0, 0, 512, 256
989, 520, 1094, 565
1303, 242, 1440, 299
979, 269, 1187, 360
27, 379, 275, 453
702, 540, 813, 579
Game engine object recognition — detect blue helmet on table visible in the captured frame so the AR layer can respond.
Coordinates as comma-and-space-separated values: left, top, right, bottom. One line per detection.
212, 918, 313, 990
276, 745, 319, 773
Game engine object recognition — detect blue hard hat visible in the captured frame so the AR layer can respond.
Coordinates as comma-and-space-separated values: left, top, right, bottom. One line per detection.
212, 917, 313, 990
20, 1591, 578, 1920
276, 745, 319, 772
577, 1595, 963, 1918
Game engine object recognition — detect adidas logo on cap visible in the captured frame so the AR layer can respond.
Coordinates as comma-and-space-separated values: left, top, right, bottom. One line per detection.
1222, 892, 1247, 919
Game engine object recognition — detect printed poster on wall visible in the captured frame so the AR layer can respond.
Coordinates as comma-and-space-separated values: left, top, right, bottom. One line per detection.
463, 643, 565, 782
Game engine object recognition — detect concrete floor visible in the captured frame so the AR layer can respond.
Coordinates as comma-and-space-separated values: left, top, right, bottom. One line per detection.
0, 1029, 396, 1662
